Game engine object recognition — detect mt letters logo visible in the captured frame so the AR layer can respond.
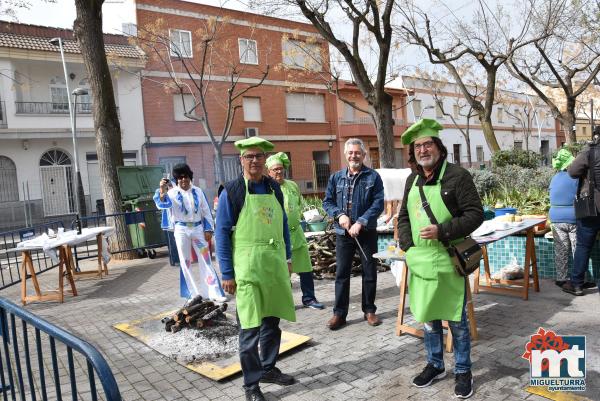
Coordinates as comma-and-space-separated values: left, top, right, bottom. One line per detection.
522, 327, 586, 391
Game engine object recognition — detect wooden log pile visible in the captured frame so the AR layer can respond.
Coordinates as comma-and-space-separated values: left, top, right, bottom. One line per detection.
307, 232, 390, 280
162, 295, 230, 333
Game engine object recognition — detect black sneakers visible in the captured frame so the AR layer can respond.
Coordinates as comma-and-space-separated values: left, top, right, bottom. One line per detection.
455, 371, 474, 399
412, 363, 446, 387
244, 386, 266, 401
260, 367, 296, 385
562, 281, 584, 296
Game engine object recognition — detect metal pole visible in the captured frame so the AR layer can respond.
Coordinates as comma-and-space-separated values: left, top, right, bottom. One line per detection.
56, 38, 85, 217
26, 181, 32, 227
22, 181, 28, 227
72, 94, 86, 217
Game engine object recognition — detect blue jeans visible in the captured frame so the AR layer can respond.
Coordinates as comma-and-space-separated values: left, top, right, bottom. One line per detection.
237, 315, 281, 388
333, 230, 378, 317
423, 293, 471, 374
572, 217, 600, 286
299, 272, 316, 304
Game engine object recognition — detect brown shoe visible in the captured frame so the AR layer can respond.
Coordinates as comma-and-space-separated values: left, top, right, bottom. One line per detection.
327, 315, 346, 330
364, 313, 381, 326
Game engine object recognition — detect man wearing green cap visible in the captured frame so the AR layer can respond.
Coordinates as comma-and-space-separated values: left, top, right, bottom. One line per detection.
397, 119, 483, 399
266, 152, 324, 310
215, 137, 296, 401
549, 149, 579, 292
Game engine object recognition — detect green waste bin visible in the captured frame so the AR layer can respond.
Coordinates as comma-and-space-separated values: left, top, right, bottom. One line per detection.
118, 166, 166, 258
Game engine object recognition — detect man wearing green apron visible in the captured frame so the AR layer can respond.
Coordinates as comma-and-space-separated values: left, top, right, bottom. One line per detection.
266, 152, 325, 309
397, 119, 483, 399
215, 138, 296, 401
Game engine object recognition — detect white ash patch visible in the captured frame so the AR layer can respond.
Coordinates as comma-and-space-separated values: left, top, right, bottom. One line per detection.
143, 318, 239, 364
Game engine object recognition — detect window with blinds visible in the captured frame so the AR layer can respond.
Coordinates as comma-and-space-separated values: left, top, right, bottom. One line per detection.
173, 94, 198, 121
243, 97, 262, 121
285, 93, 325, 122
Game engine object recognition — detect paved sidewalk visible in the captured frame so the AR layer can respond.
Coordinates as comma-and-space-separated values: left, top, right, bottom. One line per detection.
1, 254, 598, 401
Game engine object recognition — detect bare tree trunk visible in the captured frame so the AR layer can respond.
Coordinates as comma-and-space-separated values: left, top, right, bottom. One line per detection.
565, 97, 577, 144
73, 0, 135, 259
214, 143, 227, 186
373, 94, 395, 168
465, 136, 472, 168
479, 119, 501, 151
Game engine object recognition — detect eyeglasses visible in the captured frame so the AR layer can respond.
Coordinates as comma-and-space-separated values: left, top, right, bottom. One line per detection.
242, 153, 266, 161
271, 167, 285, 172
414, 141, 435, 152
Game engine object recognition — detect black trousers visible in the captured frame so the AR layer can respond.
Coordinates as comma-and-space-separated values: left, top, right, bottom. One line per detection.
238, 315, 281, 389
333, 229, 378, 318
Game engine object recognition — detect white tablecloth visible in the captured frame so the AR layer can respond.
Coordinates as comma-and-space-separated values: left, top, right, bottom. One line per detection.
12, 226, 115, 264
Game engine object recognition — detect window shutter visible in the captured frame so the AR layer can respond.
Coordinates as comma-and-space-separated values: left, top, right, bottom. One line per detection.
343, 103, 354, 122
173, 95, 196, 121
243, 97, 262, 121
286, 93, 305, 120
305, 94, 325, 122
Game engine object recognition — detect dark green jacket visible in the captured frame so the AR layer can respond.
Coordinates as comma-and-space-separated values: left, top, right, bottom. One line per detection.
397, 161, 484, 251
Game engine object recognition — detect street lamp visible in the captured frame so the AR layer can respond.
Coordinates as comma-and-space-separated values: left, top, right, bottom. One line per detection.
49, 37, 86, 217
72, 87, 88, 218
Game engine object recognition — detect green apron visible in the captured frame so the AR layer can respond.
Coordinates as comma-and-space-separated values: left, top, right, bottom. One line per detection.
232, 180, 296, 329
405, 161, 465, 323
281, 180, 312, 274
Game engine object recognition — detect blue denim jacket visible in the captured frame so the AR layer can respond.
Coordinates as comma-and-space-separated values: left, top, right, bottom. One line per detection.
323, 166, 384, 234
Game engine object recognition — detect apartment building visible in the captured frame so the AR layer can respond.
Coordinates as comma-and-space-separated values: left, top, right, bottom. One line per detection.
401, 75, 558, 167
335, 81, 410, 168
0, 22, 146, 229
136, 0, 341, 197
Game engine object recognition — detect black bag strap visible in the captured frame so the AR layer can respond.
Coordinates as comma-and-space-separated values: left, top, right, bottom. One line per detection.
417, 180, 450, 248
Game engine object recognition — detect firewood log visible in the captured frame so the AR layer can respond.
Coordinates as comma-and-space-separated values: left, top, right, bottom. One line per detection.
183, 301, 214, 315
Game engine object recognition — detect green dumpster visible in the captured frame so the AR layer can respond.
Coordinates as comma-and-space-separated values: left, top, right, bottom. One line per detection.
117, 166, 166, 258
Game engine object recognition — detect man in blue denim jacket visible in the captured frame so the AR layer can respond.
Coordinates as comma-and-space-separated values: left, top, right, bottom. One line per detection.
323, 138, 384, 330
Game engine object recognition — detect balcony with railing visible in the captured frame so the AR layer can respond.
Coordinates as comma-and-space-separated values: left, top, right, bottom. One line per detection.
338, 117, 406, 137
15, 102, 93, 115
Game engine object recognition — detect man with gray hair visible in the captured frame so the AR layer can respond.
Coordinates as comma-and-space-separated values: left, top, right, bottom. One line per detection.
323, 138, 385, 330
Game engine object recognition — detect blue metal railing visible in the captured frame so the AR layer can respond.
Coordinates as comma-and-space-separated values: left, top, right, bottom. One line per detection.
0, 297, 121, 400
0, 221, 66, 291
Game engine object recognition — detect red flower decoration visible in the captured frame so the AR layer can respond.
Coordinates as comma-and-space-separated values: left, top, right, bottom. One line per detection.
522, 327, 570, 372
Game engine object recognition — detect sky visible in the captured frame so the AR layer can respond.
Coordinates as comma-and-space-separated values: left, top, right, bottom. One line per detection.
10, 0, 518, 88
13, 0, 257, 34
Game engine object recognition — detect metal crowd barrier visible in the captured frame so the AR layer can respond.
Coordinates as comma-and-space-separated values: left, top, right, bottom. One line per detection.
0, 297, 121, 400
0, 221, 65, 291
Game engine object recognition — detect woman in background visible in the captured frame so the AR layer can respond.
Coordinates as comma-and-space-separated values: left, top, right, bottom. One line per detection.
549, 149, 578, 289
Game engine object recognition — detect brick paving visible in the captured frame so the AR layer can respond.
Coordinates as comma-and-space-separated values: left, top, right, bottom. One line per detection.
1, 253, 598, 400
